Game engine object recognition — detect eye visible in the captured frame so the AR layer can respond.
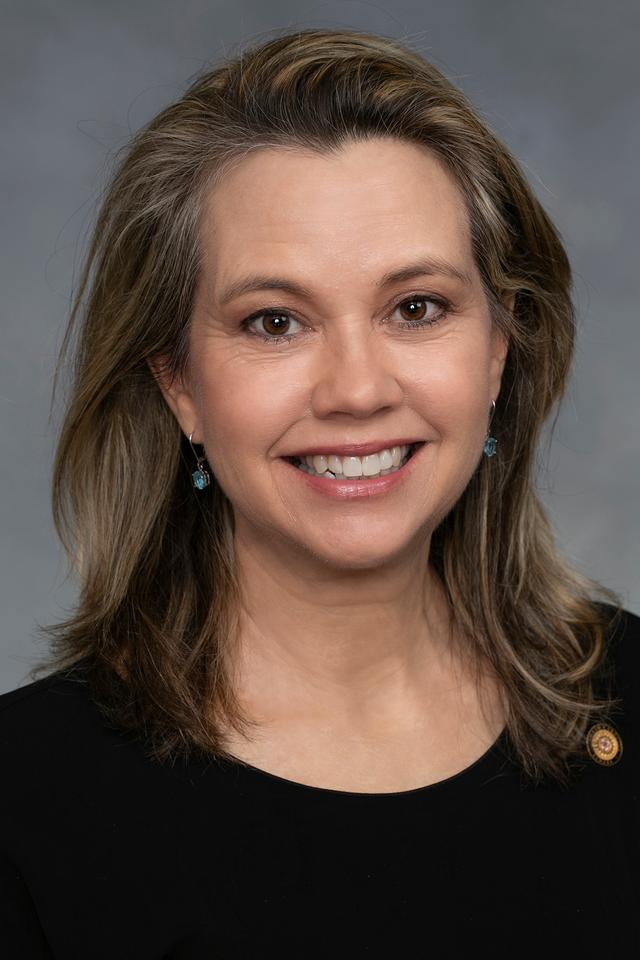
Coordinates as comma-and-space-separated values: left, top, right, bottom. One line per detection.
241, 309, 302, 342
239, 293, 451, 345
392, 296, 449, 327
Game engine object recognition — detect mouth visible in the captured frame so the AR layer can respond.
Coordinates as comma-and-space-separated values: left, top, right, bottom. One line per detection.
283, 441, 425, 475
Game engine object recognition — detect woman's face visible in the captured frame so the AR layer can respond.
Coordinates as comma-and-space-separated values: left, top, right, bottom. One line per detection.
156, 137, 509, 570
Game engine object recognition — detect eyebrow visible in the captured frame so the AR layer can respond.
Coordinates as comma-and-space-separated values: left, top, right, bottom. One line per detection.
218, 255, 473, 306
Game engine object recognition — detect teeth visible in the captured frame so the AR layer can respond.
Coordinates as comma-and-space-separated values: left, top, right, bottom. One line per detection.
298, 444, 415, 480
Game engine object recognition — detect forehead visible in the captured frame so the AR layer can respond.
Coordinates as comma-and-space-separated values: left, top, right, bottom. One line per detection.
200, 138, 475, 291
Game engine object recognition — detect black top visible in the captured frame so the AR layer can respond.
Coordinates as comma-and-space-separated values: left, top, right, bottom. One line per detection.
1, 604, 639, 959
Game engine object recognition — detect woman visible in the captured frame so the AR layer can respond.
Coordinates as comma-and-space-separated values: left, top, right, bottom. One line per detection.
1, 27, 638, 957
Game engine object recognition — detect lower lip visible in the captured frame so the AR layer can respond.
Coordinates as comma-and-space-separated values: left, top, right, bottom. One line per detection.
280, 443, 427, 500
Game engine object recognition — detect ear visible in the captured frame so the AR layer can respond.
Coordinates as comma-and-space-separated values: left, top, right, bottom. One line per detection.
147, 356, 203, 443
489, 294, 513, 402
502, 292, 516, 315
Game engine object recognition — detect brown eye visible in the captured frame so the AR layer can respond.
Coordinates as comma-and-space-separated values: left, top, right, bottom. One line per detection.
392, 296, 449, 327
243, 310, 303, 341
261, 312, 292, 336
398, 299, 430, 322
398, 297, 437, 320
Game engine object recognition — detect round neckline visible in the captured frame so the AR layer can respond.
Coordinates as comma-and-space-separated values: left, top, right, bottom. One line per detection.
220, 725, 509, 799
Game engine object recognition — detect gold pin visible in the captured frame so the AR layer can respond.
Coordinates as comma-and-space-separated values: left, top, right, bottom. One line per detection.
586, 724, 622, 766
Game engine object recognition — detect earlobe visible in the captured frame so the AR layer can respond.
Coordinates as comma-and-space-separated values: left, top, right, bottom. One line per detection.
147, 355, 173, 396
489, 327, 510, 405
491, 326, 509, 367
147, 356, 180, 412
488, 292, 514, 373
497, 293, 514, 369
503, 292, 516, 315
498, 329, 509, 366
146, 356, 201, 442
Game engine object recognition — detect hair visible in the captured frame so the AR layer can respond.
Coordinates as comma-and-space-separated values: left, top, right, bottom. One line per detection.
30, 27, 625, 786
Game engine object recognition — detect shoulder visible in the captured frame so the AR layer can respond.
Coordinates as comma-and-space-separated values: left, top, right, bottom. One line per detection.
0, 661, 124, 778
574, 601, 640, 776
596, 601, 640, 718
597, 601, 640, 685
0, 663, 94, 729
601, 600, 640, 642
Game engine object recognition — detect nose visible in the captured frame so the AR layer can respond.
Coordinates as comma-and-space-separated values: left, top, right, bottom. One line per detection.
309, 321, 405, 420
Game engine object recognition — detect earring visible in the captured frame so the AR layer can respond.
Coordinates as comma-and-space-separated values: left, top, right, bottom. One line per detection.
483, 400, 497, 457
189, 432, 211, 490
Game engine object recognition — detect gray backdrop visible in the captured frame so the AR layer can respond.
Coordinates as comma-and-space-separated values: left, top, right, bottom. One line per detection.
2, 0, 638, 692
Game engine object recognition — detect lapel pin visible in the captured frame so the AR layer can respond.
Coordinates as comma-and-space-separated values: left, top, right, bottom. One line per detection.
586, 724, 622, 766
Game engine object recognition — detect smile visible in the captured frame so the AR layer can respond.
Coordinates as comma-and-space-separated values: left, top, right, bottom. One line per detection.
280, 441, 427, 500
287, 442, 421, 480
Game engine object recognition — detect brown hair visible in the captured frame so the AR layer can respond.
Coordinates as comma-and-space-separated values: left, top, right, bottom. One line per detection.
31, 27, 624, 784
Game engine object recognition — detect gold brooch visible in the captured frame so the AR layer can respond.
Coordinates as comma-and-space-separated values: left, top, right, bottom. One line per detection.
586, 724, 622, 766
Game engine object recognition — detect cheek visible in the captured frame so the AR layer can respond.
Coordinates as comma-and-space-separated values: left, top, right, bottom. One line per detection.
405, 346, 490, 430
196, 361, 297, 461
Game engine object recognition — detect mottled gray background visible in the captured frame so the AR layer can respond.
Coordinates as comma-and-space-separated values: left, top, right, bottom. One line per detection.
2, 0, 638, 693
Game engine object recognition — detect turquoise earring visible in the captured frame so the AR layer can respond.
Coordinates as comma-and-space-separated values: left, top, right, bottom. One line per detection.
484, 400, 497, 457
189, 432, 211, 490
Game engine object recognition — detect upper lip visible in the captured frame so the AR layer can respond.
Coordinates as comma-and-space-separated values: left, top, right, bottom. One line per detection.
284, 438, 425, 458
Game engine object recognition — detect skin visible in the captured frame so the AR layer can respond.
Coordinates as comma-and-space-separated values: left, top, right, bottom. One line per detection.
151, 137, 513, 790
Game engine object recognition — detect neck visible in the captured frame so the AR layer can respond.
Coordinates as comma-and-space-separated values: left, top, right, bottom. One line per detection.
225, 524, 470, 736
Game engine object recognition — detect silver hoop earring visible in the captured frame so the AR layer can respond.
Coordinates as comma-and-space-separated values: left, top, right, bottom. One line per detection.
484, 400, 497, 457
189, 432, 211, 490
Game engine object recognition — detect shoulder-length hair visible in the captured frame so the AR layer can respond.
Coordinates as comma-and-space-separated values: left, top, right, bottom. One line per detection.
31, 27, 624, 785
